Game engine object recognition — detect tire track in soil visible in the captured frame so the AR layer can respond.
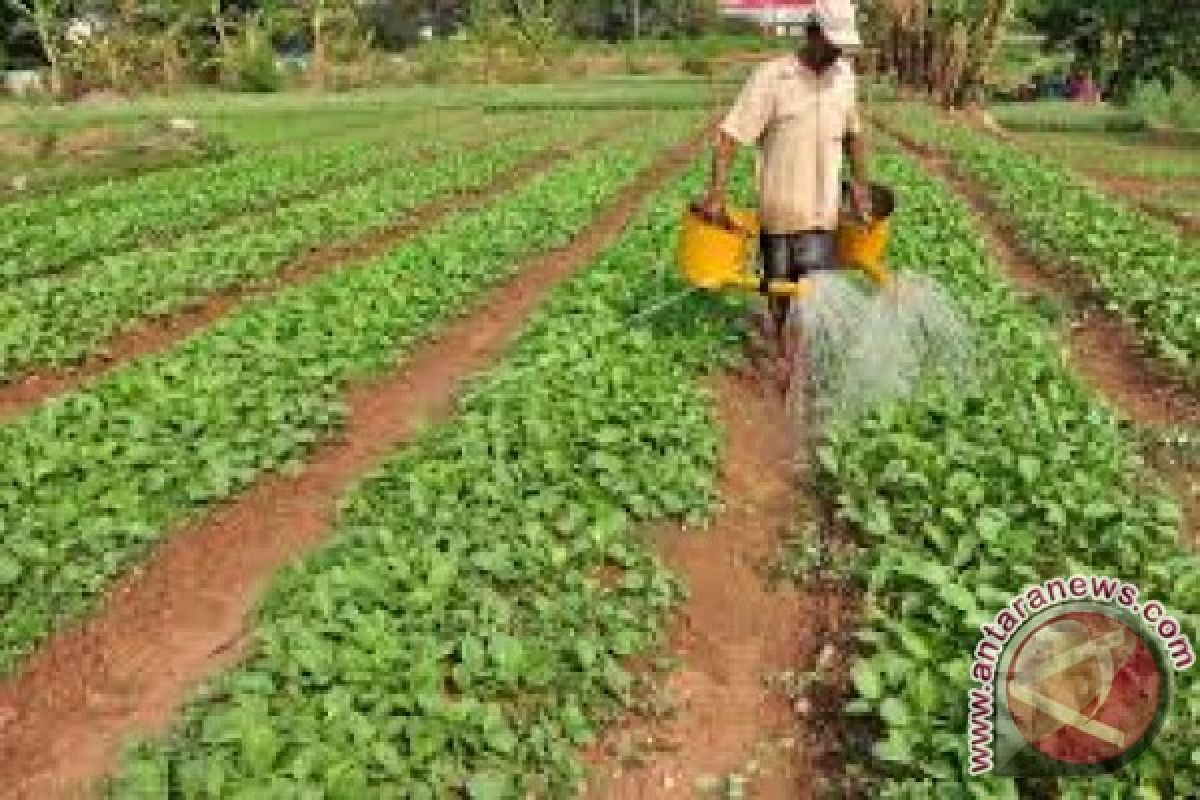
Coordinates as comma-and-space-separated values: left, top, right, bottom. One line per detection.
877, 119, 1200, 543
0, 127, 617, 425
0, 132, 706, 800
584, 368, 856, 799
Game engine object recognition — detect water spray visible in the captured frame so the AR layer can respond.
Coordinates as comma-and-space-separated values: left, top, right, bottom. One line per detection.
677, 186, 979, 435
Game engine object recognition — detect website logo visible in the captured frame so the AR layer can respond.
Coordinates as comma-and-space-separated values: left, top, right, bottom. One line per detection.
967, 576, 1193, 776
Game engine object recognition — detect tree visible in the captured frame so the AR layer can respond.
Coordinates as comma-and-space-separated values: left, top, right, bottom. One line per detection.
865, 0, 1029, 107
510, 0, 561, 64
956, 0, 1017, 105
4, 0, 72, 96
1025, 0, 1200, 98
289, 0, 368, 87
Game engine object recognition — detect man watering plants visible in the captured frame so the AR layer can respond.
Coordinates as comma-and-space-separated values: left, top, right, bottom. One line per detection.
701, 0, 871, 348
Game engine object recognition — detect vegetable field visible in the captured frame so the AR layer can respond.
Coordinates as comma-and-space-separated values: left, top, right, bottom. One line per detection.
879, 102, 1200, 385
0, 82, 1197, 800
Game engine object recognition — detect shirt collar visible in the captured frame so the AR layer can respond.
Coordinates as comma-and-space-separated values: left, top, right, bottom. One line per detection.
785, 55, 844, 84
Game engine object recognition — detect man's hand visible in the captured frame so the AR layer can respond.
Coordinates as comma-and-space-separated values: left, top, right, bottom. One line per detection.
849, 181, 872, 223
699, 185, 726, 219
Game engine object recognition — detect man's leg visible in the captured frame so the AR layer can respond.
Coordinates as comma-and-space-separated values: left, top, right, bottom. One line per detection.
780, 232, 836, 385
758, 232, 791, 345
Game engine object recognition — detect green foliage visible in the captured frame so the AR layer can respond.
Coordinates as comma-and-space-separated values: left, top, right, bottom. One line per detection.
1023, 0, 1200, 97
885, 102, 1200, 383
1129, 69, 1200, 130
990, 101, 1148, 133
0, 112, 700, 675
0, 113, 473, 282
108, 133, 739, 798
824, 146, 1200, 796
0, 113, 600, 378
232, 47, 283, 93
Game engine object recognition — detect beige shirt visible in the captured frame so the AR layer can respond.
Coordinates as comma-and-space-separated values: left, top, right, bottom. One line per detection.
720, 55, 863, 234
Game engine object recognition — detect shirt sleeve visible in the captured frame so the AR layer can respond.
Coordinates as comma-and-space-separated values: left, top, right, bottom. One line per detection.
720, 64, 773, 146
843, 67, 864, 136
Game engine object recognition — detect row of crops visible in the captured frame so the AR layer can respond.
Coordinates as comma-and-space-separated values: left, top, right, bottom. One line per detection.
0, 111, 700, 678
109, 150, 743, 800
2, 89, 1196, 797
0, 113, 623, 380
818, 141, 1199, 798
0, 107, 425, 206
877, 102, 1200, 385
86, 122, 1200, 798
1, 112, 494, 281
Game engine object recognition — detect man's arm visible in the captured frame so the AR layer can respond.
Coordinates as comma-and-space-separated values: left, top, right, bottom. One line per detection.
844, 130, 871, 219
702, 129, 738, 216
703, 63, 771, 216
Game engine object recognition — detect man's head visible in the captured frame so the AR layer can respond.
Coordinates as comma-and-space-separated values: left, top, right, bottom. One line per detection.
800, 0, 861, 72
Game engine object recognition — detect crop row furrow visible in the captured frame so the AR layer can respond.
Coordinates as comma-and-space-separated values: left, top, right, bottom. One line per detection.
0, 111, 702, 677
877, 102, 1200, 384
107, 136, 738, 800
0, 112, 491, 282
0, 113, 614, 381
821, 144, 1198, 798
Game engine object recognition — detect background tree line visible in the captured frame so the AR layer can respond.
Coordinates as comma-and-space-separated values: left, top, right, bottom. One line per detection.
1, 0, 725, 90
4, 0, 1196, 105
863, 0, 1200, 106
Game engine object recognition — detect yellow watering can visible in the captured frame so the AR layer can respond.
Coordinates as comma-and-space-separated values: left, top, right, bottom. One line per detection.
677, 183, 896, 297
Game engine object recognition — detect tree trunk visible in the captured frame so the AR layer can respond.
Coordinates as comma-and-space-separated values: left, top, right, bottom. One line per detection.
922, 24, 936, 93
31, 7, 64, 98
310, 2, 329, 88
954, 0, 1015, 108
212, 1, 233, 85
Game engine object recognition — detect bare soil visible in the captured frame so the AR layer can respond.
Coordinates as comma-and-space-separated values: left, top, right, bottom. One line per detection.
0, 133, 704, 800
584, 365, 856, 799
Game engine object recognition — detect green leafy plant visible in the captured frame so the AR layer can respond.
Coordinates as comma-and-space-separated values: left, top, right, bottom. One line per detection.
821, 145, 1200, 797
107, 141, 743, 798
0, 112, 612, 379
883, 102, 1200, 385
0, 115, 466, 282
0, 112, 702, 676
1129, 69, 1200, 131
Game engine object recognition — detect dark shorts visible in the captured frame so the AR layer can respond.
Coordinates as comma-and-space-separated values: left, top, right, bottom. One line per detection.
758, 231, 837, 284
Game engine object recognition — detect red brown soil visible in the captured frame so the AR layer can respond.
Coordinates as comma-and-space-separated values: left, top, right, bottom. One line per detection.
584, 368, 855, 799
0, 132, 705, 800
0, 136, 605, 424
1090, 176, 1200, 237
880, 118, 1200, 543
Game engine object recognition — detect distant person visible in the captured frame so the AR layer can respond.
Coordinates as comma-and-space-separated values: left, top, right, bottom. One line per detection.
701, 0, 870, 348
1042, 73, 1068, 100
1065, 70, 1081, 100
1076, 71, 1100, 104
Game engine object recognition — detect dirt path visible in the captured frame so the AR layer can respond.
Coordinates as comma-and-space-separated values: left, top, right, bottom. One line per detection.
584, 368, 855, 799
0, 133, 704, 800
880, 121, 1200, 541
0, 135, 606, 425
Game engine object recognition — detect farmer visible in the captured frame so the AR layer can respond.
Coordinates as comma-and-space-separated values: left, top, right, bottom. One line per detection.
701, 0, 871, 346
